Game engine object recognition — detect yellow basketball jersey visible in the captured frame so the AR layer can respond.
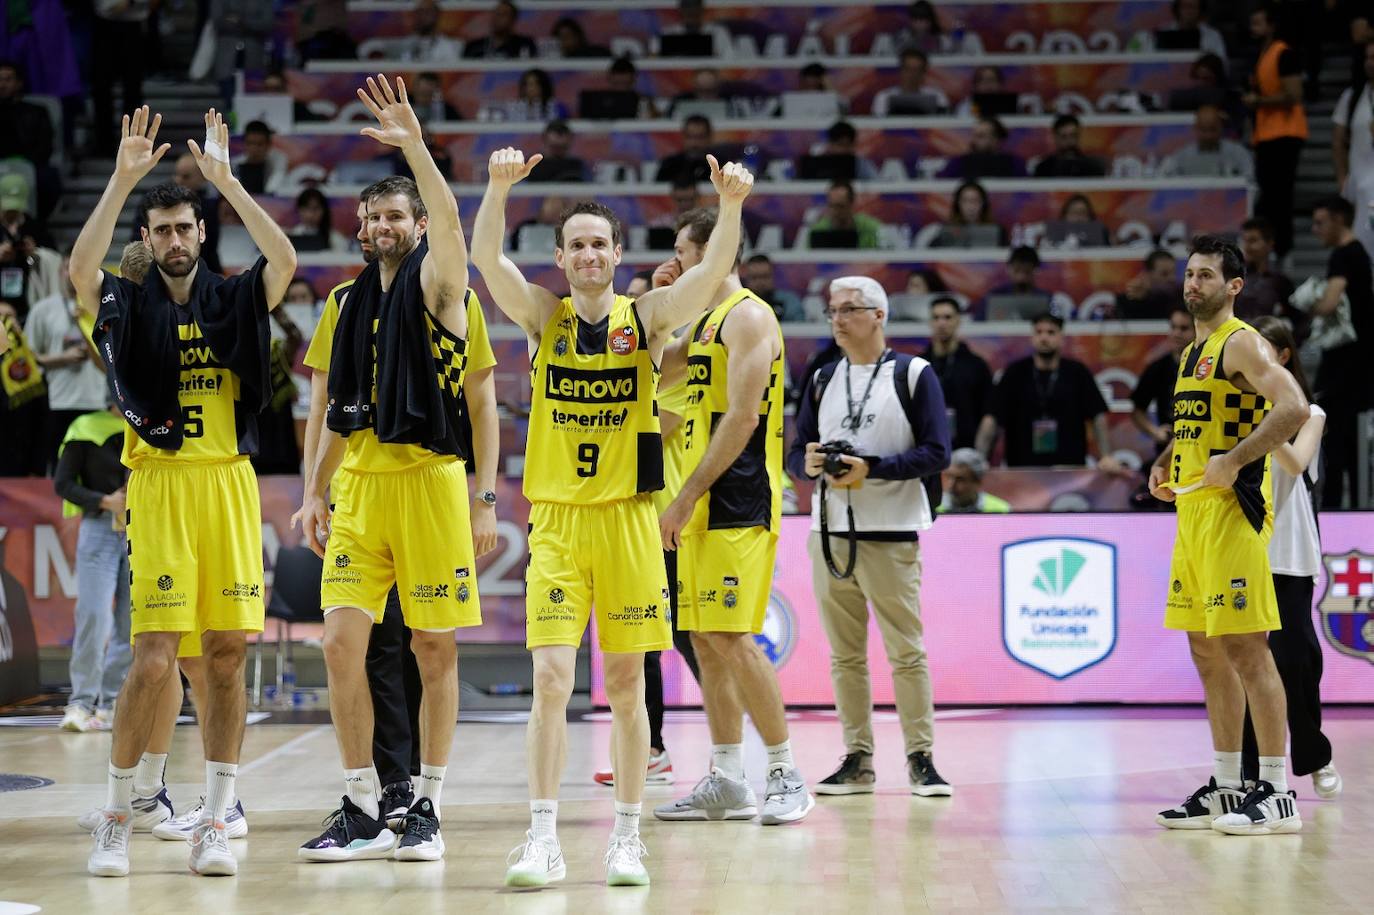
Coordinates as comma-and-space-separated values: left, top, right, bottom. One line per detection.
524, 296, 663, 504
679, 288, 785, 533
1170, 315, 1272, 530
653, 374, 690, 514
123, 314, 248, 467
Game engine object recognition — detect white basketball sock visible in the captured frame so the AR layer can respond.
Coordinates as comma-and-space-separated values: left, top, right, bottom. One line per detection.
1258, 756, 1289, 793
530, 799, 558, 839
106, 761, 137, 813
1213, 750, 1243, 789
766, 740, 795, 777
135, 752, 168, 796
612, 801, 641, 838
205, 761, 237, 821
711, 743, 745, 782
418, 764, 446, 815
344, 766, 381, 820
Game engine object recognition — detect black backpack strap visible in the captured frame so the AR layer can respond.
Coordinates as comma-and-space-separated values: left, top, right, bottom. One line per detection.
891, 353, 941, 523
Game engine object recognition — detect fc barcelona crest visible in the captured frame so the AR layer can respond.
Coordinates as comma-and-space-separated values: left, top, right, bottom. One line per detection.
1318, 550, 1374, 663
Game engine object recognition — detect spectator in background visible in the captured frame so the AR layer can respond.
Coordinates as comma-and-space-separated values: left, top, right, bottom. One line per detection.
655, 0, 733, 56
553, 17, 610, 58
938, 448, 1010, 513
293, 0, 357, 64
870, 49, 950, 116
1247, 5, 1308, 258
905, 269, 947, 296
25, 252, 106, 472
931, 181, 1008, 247
941, 116, 1026, 180
603, 57, 657, 118
954, 66, 1009, 117
922, 295, 992, 450
1059, 194, 1098, 225
0, 60, 61, 221
387, 128, 453, 180
655, 115, 714, 184
527, 120, 588, 182
1235, 216, 1297, 325
463, 0, 536, 59
482, 68, 568, 121
289, 188, 350, 253
899, 0, 981, 54
1117, 248, 1182, 319
233, 121, 290, 196
511, 195, 567, 251
285, 277, 318, 306
985, 246, 1054, 305
0, 301, 46, 474
1161, 104, 1255, 179
804, 180, 883, 249
410, 72, 463, 123
398, 0, 462, 61
1308, 196, 1373, 508
670, 67, 729, 117
210, 0, 273, 110
0, 173, 54, 251
742, 254, 804, 322
799, 62, 832, 93
1032, 115, 1106, 178
52, 401, 130, 732
667, 177, 702, 220
1333, 42, 1374, 258
818, 121, 879, 179
1134, 0, 1229, 64
90, 0, 148, 156
1130, 304, 1195, 454
976, 311, 1122, 470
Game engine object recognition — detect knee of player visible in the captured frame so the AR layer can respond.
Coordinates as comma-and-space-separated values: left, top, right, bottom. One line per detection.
131, 643, 179, 683
1221, 635, 1275, 675
203, 642, 246, 681
601, 663, 644, 703
697, 630, 753, 663
409, 632, 457, 671
322, 626, 367, 670
531, 660, 575, 701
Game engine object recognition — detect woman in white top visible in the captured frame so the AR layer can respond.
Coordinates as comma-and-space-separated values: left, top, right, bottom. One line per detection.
1240, 317, 1340, 799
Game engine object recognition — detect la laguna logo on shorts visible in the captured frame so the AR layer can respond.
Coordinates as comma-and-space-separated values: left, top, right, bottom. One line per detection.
752, 589, 797, 669
1194, 355, 1215, 381
1318, 550, 1374, 663
1002, 538, 1116, 679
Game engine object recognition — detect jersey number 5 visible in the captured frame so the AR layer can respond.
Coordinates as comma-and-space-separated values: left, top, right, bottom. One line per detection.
183, 404, 204, 439
576, 442, 600, 478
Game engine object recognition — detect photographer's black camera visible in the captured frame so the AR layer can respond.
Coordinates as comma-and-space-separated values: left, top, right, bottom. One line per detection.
819, 439, 858, 477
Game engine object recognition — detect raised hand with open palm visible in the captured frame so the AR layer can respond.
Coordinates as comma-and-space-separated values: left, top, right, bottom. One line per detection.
357, 73, 424, 150
114, 106, 172, 186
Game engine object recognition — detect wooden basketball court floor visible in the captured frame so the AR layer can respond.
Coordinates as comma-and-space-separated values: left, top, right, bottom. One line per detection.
2, 707, 1371, 914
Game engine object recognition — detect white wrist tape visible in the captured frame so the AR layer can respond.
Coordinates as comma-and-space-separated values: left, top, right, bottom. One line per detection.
204, 127, 229, 163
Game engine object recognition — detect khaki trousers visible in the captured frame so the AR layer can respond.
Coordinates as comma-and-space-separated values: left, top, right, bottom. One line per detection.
808, 532, 934, 756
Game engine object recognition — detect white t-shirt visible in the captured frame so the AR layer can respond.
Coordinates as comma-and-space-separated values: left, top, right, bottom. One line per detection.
810, 357, 935, 535
1269, 446, 1321, 578
1335, 84, 1374, 181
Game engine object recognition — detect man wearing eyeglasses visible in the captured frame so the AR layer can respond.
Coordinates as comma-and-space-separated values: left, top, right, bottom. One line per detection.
785, 276, 953, 797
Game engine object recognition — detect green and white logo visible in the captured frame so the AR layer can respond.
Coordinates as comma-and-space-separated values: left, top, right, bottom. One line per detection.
1030, 549, 1086, 598
1003, 538, 1116, 679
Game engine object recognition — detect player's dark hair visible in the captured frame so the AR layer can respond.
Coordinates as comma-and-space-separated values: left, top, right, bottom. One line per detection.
556, 201, 623, 248
674, 206, 744, 267
1188, 234, 1245, 281
1250, 315, 1312, 401
139, 183, 202, 226
364, 176, 427, 220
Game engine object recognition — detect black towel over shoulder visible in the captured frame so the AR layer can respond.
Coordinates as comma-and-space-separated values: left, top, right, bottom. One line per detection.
326, 236, 467, 459
93, 257, 271, 451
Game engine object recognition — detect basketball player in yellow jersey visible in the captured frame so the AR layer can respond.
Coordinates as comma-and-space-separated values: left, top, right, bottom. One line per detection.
294, 76, 478, 864
69, 106, 298, 877
649, 207, 813, 825
472, 146, 755, 887
1148, 235, 1310, 836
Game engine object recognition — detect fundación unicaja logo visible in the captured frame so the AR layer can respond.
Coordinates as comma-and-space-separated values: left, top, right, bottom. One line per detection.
1002, 538, 1117, 679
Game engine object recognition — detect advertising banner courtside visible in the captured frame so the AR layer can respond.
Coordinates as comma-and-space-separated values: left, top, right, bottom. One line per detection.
3, 478, 1370, 705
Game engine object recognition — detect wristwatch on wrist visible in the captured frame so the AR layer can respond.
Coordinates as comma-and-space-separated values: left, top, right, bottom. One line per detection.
475, 489, 497, 507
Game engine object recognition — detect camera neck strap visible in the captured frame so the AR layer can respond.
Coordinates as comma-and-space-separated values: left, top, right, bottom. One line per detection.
842, 348, 891, 432
818, 476, 858, 579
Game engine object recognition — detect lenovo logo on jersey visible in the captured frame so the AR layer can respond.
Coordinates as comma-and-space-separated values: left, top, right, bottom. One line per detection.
545, 364, 638, 403
1173, 391, 1212, 421
687, 354, 712, 386
181, 345, 215, 368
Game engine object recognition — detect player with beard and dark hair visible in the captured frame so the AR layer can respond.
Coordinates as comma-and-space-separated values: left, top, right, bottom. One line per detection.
70, 106, 297, 878
1149, 234, 1311, 836
473, 146, 754, 887
295, 75, 486, 864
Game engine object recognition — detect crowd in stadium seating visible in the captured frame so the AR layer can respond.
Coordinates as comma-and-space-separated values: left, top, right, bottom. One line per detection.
0, 0, 1371, 507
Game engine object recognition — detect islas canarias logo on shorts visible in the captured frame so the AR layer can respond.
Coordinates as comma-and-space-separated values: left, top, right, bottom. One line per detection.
1318, 550, 1374, 663
1002, 537, 1117, 679
752, 589, 798, 669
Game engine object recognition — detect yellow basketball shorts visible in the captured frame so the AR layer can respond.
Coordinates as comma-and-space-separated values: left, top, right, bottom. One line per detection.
321, 460, 482, 631
1165, 489, 1280, 636
525, 495, 672, 653
677, 526, 778, 634
126, 458, 264, 657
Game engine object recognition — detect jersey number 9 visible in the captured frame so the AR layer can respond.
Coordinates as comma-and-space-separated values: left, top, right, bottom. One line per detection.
576, 442, 600, 478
